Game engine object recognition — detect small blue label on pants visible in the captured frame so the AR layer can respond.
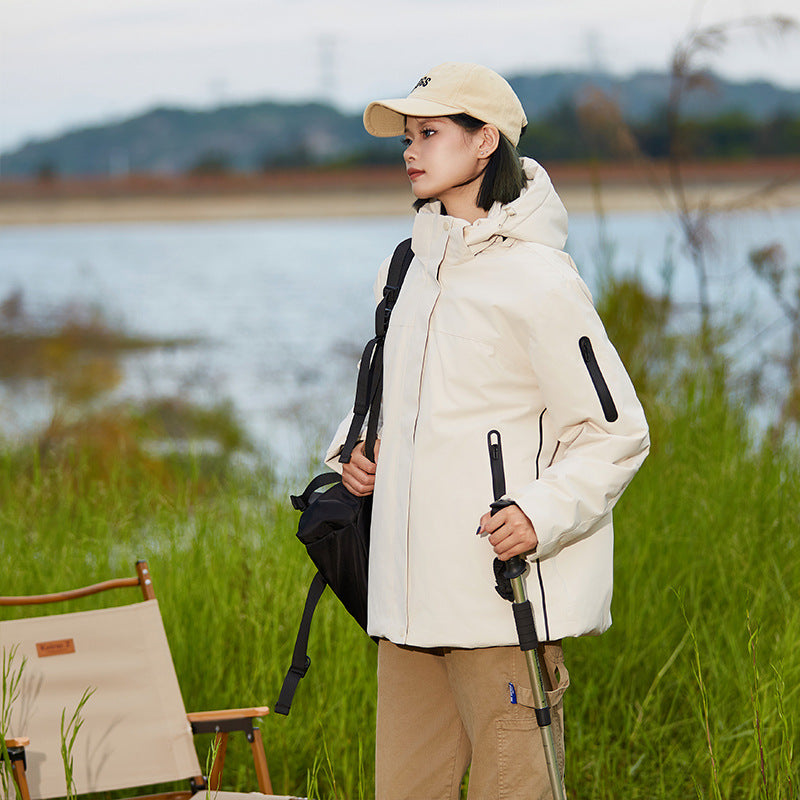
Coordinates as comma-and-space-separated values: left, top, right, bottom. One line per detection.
508, 682, 517, 704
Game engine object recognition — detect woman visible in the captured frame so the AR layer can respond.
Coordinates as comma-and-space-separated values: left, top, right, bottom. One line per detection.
325, 62, 649, 799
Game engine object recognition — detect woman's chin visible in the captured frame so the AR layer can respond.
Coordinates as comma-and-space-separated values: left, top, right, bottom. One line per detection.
411, 187, 434, 202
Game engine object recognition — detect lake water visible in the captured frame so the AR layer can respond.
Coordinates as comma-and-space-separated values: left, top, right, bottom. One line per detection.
1, 206, 798, 475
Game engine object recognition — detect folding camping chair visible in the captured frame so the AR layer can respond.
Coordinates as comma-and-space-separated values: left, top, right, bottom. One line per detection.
0, 561, 295, 800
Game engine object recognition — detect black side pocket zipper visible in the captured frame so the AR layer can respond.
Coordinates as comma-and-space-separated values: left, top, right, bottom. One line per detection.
579, 336, 619, 422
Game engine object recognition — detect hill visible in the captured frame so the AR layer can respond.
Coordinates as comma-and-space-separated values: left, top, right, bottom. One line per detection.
2, 69, 799, 178
509, 70, 800, 121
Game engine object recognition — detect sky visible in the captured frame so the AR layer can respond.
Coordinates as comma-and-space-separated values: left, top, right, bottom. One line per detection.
1, 0, 799, 153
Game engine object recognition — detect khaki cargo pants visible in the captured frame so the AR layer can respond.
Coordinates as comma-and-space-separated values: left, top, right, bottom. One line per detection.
376, 639, 569, 800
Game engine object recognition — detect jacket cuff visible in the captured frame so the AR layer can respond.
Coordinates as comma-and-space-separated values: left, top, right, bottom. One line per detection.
323, 413, 351, 473
509, 424, 650, 561
511, 490, 571, 561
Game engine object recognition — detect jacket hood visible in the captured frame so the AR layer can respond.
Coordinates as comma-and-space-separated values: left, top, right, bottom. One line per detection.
413, 157, 568, 264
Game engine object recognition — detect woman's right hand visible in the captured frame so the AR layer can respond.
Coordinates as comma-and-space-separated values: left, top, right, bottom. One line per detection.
341, 439, 380, 496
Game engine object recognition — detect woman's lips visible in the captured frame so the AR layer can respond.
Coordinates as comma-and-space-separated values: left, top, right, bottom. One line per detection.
407, 169, 424, 180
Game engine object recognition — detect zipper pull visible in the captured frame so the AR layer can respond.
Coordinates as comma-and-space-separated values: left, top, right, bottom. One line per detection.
487, 430, 506, 501
579, 336, 593, 362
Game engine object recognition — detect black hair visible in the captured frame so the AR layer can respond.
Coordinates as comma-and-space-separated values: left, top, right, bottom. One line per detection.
412, 113, 528, 212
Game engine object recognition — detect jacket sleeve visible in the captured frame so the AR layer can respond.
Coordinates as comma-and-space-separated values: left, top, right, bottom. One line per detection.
506, 250, 650, 560
323, 255, 392, 473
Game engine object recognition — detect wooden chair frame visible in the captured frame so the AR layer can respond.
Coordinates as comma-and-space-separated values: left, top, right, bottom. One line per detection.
3, 737, 31, 800
1, 560, 273, 799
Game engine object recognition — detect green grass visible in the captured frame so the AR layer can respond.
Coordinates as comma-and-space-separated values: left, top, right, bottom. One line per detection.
565, 388, 799, 799
0, 448, 375, 799
0, 383, 798, 798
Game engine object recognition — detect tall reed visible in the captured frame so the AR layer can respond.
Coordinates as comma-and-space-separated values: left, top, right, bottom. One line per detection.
0, 646, 26, 800
60, 689, 95, 800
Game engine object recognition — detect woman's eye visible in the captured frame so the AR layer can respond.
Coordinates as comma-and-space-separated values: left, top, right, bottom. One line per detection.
400, 129, 434, 146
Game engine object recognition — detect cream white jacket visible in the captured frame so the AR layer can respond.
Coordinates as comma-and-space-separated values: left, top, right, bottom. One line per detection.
326, 158, 649, 648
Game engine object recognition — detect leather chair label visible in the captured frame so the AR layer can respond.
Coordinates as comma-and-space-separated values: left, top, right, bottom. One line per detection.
36, 638, 76, 657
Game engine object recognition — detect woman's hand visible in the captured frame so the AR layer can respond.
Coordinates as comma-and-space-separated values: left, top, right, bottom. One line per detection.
341, 439, 381, 496
478, 504, 538, 561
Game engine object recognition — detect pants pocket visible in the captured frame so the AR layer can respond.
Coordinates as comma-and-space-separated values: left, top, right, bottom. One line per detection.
513, 644, 570, 708
543, 642, 570, 708
496, 717, 541, 800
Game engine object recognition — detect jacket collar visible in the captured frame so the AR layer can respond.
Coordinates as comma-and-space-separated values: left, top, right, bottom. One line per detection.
411, 158, 568, 271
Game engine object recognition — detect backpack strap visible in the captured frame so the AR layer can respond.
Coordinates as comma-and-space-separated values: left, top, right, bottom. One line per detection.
339, 335, 382, 462
340, 238, 413, 464
375, 237, 414, 338
274, 571, 327, 716
290, 472, 341, 511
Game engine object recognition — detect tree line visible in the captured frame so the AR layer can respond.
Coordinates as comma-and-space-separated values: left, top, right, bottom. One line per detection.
193, 105, 800, 175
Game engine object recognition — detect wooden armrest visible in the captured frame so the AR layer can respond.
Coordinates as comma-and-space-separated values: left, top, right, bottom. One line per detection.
0, 578, 142, 606
187, 708, 273, 795
4, 738, 30, 748
186, 706, 269, 724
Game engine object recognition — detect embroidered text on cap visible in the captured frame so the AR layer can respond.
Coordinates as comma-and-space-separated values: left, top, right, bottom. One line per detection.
413, 76, 431, 90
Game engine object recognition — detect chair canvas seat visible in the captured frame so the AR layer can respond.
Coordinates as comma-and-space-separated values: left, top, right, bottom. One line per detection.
1, 599, 201, 798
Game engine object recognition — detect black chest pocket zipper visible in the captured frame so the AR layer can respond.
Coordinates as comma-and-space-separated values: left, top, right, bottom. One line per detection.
579, 336, 619, 423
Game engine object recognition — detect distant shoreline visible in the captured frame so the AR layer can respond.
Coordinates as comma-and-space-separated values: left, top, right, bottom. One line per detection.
1, 158, 798, 226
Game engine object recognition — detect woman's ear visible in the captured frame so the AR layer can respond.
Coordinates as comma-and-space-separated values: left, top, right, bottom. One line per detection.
477, 125, 501, 159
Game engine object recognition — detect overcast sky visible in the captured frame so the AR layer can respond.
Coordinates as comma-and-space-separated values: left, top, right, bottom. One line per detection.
1, 0, 798, 152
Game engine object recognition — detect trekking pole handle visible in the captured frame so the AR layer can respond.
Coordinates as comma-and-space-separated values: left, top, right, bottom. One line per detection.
489, 500, 528, 581
487, 432, 528, 584
491, 500, 537, 651
487, 431, 528, 585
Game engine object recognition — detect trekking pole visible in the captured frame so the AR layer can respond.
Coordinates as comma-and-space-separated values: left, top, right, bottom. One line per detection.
487, 430, 566, 800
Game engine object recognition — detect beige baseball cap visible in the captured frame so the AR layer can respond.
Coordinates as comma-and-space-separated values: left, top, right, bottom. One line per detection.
363, 62, 527, 146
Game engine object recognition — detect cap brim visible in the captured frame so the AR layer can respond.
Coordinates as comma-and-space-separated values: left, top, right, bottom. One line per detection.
363, 97, 467, 137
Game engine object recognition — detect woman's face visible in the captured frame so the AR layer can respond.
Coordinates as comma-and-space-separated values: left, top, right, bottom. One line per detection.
402, 116, 486, 205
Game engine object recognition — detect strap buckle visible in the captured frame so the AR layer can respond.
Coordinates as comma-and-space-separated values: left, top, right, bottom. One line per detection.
290, 656, 311, 679
383, 284, 399, 302
383, 284, 400, 327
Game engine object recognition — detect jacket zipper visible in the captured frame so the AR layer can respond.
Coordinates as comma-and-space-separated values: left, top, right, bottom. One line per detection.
579, 336, 619, 423
405, 288, 439, 642
534, 409, 551, 641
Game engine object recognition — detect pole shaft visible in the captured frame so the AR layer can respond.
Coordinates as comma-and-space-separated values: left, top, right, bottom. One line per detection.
511, 575, 566, 800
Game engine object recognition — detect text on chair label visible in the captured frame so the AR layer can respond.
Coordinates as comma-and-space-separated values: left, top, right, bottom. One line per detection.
36, 638, 76, 657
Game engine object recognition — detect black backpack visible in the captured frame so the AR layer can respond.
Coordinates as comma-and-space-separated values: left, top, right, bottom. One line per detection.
275, 238, 414, 715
